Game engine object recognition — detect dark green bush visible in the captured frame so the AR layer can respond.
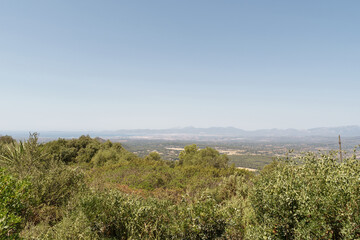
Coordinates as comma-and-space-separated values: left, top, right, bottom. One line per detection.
42, 136, 102, 164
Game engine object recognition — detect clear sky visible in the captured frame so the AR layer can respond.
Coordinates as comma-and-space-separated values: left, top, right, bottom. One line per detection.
0, 1, 359, 131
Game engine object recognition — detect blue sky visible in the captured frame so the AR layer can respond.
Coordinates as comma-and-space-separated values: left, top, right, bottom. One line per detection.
0, 1, 359, 131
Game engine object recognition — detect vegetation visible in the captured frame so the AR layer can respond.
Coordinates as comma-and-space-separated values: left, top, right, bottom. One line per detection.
249, 151, 360, 239
228, 154, 274, 170
0, 134, 359, 239
0, 135, 15, 144
0, 169, 30, 238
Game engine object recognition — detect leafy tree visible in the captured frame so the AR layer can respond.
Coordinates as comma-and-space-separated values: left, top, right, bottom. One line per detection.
144, 151, 162, 161
0, 135, 15, 144
179, 145, 229, 168
91, 148, 120, 166
75, 142, 100, 163
42, 136, 103, 164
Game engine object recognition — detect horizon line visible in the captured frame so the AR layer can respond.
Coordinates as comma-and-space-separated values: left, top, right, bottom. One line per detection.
1, 125, 359, 133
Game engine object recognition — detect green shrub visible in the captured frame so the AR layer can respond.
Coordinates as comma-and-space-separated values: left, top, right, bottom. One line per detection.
66, 189, 233, 240
0, 133, 44, 177
72, 190, 175, 239
30, 160, 85, 206
42, 136, 101, 164
0, 134, 85, 225
179, 145, 229, 169
249, 151, 360, 239
203, 174, 252, 240
144, 152, 162, 161
76, 142, 100, 163
91, 148, 122, 166
174, 195, 228, 240
43, 211, 98, 240
0, 168, 30, 239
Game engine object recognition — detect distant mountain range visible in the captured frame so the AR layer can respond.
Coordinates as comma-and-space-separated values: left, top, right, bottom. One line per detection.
1, 125, 360, 139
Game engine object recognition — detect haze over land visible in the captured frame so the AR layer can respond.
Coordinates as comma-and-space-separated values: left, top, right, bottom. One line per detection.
2, 125, 360, 140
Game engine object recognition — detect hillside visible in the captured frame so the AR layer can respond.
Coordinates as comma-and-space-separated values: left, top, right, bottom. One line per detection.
1, 134, 360, 239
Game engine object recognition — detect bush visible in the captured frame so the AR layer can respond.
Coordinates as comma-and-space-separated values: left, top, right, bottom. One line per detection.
42, 136, 102, 164
0, 168, 30, 239
43, 211, 98, 240
249, 151, 360, 239
0, 134, 85, 225
0, 133, 44, 177
91, 148, 118, 166
0, 135, 15, 145
174, 195, 228, 240
70, 190, 175, 239
179, 145, 229, 169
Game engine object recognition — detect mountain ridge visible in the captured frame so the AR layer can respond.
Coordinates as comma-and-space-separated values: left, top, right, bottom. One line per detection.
1, 125, 360, 139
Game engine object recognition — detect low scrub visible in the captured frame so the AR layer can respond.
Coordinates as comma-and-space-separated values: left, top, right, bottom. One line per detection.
2, 134, 359, 239
249, 151, 360, 239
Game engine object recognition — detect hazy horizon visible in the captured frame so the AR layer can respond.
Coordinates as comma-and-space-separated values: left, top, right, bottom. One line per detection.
1, 1, 359, 131
1, 124, 360, 133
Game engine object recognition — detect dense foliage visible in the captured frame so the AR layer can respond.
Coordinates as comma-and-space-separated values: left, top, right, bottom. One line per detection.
249, 151, 360, 239
0, 169, 30, 238
0, 134, 359, 239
